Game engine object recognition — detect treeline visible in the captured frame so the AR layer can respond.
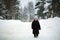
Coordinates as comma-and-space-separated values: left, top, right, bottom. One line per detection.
0, 0, 20, 19
0, 0, 60, 20
35, 0, 60, 19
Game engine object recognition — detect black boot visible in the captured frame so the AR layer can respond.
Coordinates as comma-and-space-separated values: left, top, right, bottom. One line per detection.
36, 34, 38, 36
34, 34, 38, 38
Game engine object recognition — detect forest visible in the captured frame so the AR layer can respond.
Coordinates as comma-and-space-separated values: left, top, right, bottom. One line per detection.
0, 0, 60, 21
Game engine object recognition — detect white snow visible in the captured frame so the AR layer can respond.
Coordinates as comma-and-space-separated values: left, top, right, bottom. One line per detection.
18, 0, 36, 8
0, 17, 60, 40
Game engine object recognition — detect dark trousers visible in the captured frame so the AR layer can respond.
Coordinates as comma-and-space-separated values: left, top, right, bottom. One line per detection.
34, 34, 38, 37
33, 29, 39, 37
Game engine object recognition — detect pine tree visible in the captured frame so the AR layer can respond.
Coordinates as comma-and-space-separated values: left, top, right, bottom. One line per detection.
35, 0, 45, 19
0, 0, 7, 19
52, 0, 60, 17
4, 0, 20, 19
28, 1, 35, 21
22, 6, 28, 21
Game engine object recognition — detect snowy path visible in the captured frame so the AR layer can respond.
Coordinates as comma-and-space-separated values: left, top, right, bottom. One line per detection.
0, 17, 60, 40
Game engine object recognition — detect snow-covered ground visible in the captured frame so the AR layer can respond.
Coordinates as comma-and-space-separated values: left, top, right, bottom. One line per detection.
0, 17, 60, 40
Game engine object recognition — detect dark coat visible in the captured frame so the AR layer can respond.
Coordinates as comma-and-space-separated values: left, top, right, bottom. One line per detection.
31, 20, 41, 34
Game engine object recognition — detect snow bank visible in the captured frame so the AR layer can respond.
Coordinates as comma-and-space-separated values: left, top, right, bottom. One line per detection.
0, 17, 60, 40
39, 17, 60, 40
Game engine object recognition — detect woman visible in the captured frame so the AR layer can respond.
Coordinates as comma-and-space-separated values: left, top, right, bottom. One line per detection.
31, 16, 41, 37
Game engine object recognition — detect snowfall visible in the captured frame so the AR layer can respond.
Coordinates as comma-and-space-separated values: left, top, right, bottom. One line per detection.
0, 17, 60, 40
